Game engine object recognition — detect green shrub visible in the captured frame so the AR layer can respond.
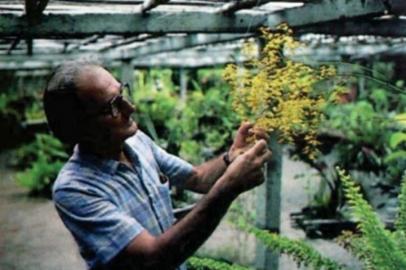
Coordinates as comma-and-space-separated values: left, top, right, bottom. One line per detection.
187, 256, 251, 270
15, 133, 68, 197
133, 68, 239, 164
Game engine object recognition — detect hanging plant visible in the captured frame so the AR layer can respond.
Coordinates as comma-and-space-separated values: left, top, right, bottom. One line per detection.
223, 23, 340, 159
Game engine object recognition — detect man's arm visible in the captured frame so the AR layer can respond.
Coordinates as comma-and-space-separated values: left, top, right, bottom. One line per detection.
184, 122, 269, 193
183, 155, 227, 193
124, 140, 272, 269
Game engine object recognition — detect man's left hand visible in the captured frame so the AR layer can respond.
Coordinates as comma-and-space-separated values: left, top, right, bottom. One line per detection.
228, 122, 269, 163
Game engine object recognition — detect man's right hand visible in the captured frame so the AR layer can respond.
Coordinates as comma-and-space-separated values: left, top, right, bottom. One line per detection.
221, 139, 272, 195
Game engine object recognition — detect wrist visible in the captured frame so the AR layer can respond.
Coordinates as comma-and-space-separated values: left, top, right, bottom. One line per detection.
212, 175, 239, 200
222, 151, 232, 167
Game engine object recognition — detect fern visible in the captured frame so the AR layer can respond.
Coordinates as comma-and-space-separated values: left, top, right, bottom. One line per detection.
228, 170, 406, 270
337, 231, 375, 270
337, 168, 406, 270
187, 256, 251, 270
234, 218, 344, 270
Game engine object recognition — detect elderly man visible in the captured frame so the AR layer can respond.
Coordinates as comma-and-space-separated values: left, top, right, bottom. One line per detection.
43, 60, 272, 270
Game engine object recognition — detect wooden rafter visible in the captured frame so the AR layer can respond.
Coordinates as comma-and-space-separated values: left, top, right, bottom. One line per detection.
217, 0, 272, 14
65, 35, 100, 53
0, 33, 250, 67
0, 12, 266, 37
297, 18, 406, 37
139, 0, 170, 13
266, 0, 386, 28
111, 33, 250, 59
0, 0, 388, 38
290, 42, 406, 62
99, 34, 161, 52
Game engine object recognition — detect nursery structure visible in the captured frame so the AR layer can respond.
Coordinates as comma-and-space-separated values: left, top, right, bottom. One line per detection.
0, 0, 406, 269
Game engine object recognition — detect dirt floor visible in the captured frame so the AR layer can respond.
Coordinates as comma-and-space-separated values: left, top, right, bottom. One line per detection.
0, 153, 361, 270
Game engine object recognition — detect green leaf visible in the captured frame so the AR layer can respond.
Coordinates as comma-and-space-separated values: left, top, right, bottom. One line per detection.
384, 151, 406, 163
389, 132, 406, 149
394, 114, 406, 127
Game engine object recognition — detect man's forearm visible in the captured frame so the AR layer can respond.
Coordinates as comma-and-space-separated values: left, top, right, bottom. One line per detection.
157, 178, 236, 267
127, 176, 237, 269
185, 154, 228, 193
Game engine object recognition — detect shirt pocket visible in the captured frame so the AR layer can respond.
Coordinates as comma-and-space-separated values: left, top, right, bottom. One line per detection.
156, 181, 171, 207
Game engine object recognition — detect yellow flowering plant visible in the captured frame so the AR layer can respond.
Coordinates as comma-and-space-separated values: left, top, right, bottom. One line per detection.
223, 23, 338, 159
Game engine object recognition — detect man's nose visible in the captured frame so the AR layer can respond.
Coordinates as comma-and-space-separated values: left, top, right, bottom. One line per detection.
120, 98, 136, 116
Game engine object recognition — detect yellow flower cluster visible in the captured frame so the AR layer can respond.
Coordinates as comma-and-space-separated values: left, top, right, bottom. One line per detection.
223, 24, 337, 159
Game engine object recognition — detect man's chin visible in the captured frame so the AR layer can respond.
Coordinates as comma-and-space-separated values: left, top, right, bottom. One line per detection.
127, 121, 138, 136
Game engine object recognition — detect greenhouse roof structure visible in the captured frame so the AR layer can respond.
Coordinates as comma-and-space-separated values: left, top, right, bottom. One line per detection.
0, 0, 405, 69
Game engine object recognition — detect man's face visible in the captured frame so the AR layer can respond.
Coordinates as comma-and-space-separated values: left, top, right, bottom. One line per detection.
76, 66, 138, 145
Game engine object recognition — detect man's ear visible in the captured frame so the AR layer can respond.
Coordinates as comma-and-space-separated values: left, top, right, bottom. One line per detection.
79, 120, 110, 144
44, 92, 81, 144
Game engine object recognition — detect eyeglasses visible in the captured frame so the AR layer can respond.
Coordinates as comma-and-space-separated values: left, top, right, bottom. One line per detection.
87, 82, 133, 118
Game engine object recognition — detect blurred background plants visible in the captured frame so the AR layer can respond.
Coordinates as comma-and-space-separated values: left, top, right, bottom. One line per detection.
13, 133, 68, 197
132, 68, 239, 165
292, 61, 406, 237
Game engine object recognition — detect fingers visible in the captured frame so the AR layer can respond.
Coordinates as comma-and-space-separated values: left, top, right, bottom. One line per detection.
248, 127, 269, 141
247, 139, 267, 156
244, 139, 272, 164
238, 122, 255, 136
260, 149, 272, 163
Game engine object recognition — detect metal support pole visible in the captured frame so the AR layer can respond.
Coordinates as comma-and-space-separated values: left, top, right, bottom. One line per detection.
255, 133, 282, 270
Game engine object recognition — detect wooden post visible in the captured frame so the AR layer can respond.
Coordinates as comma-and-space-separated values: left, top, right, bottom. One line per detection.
255, 133, 282, 270
120, 60, 134, 98
180, 68, 187, 102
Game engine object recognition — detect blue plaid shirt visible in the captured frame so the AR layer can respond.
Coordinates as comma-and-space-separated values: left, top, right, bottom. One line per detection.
53, 131, 193, 270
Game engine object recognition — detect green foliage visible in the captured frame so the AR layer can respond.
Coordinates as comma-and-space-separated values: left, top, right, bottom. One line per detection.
384, 127, 406, 164
293, 61, 406, 226
187, 256, 251, 270
0, 85, 41, 150
388, 132, 406, 149
395, 175, 406, 234
337, 232, 375, 270
323, 101, 389, 145
16, 154, 64, 195
25, 95, 45, 121
234, 217, 343, 270
133, 68, 239, 164
337, 168, 406, 270
15, 133, 68, 196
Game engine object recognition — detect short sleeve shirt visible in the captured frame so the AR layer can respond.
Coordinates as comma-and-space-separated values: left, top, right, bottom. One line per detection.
52, 130, 193, 270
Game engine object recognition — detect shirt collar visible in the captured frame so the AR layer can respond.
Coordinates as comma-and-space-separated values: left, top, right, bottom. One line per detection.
71, 144, 126, 175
